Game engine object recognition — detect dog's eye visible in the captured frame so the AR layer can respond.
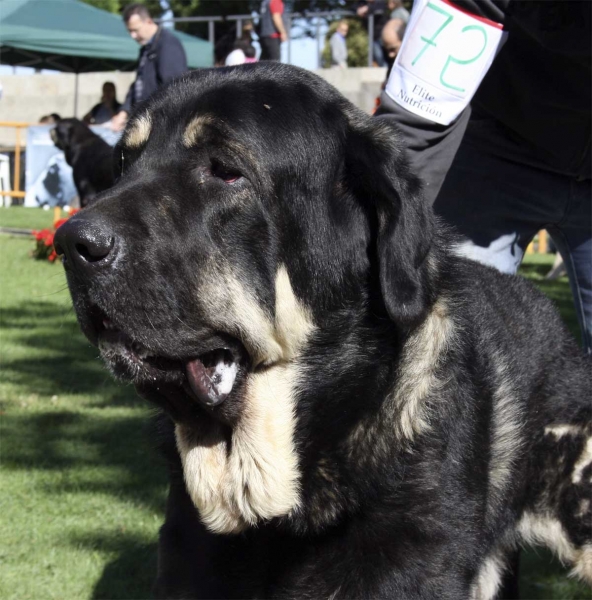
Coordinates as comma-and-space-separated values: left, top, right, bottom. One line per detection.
211, 162, 241, 184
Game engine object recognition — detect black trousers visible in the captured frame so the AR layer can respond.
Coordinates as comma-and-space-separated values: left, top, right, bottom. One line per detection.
260, 36, 281, 61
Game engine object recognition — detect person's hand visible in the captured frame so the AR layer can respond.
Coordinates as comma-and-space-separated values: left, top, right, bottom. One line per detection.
110, 111, 128, 132
357, 5, 369, 16
280, 31, 288, 42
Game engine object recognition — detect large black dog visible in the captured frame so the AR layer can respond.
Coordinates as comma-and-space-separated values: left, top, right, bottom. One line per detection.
55, 64, 591, 599
51, 118, 113, 206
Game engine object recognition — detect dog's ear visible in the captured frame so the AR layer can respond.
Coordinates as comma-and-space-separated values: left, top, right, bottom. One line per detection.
345, 113, 436, 327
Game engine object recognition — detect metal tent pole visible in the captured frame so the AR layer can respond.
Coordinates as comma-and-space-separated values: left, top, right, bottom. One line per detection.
74, 71, 79, 118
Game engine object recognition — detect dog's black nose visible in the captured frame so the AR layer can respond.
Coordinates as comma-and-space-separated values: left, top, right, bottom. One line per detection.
54, 217, 117, 270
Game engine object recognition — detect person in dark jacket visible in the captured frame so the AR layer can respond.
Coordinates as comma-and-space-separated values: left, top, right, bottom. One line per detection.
376, 0, 591, 357
111, 3, 188, 131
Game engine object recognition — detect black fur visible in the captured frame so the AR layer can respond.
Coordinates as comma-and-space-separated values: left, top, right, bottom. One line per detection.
54, 63, 591, 599
51, 118, 113, 206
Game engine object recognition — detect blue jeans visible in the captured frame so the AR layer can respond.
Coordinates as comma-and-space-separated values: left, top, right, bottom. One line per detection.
373, 40, 386, 67
434, 136, 592, 353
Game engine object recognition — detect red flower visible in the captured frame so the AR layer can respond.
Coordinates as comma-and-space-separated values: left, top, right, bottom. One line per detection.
33, 229, 47, 241
31, 210, 79, 262
54, 218, 69, 230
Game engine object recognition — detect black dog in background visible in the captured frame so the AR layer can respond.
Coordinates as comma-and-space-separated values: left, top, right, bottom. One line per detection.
51, 118, 113, 206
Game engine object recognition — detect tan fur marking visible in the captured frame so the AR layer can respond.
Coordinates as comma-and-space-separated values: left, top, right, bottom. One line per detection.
390, 299, 453, 440
518, 512, 578, 566
519, 516, 592, 584
572, 437, 592, 484
489, 356, 524, 499
198, 263, 282, 367
198, 263, 315, 368
470, 553, 505, 600
182, 115, 217, 148
345, 299, 454, 464
176, 364, 301, 534
180, 264, 313, 533
571, 545, 592, 584
274, 266, 315, 360
545, 424, 587, 439
125, 114, 152, 148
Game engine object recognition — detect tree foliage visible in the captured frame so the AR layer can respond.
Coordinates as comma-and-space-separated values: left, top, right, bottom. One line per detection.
80, 0, 121, 13
79, 0, 363, 36
78, 0, 410, 48
321, 18, 368, 68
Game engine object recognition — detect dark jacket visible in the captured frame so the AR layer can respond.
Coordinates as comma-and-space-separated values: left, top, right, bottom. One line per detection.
376, 0, 591, 201
122, 27, 188, 113
471, 0, 590, 180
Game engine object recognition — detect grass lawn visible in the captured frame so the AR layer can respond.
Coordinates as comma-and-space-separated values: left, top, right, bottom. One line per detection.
1, 232, 166, 600
0, 206, 57, 231
0, 215, 590, 599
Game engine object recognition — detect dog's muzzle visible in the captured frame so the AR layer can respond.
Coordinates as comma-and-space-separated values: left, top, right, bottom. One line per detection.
54, 213, 246, 412
54, 216, 117, 272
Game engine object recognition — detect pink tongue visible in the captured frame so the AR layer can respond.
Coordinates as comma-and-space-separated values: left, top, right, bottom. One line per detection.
186, 358, 228, 407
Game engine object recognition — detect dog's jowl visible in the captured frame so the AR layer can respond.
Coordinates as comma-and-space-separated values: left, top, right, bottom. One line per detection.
54, 63, 591, 599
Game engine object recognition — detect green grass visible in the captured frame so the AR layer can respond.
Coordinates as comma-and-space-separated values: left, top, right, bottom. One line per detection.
0, 206, 57, 231
0, 225, 589, 599
1, 234, 166, 600
519, 254, 582, 345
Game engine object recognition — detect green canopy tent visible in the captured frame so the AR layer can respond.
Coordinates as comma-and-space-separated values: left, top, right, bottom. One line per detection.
0, 0, 213, 113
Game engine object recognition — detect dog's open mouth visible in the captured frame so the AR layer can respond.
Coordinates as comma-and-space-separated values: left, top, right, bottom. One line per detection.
185, 351, 238, 407
87, 307, 246, 409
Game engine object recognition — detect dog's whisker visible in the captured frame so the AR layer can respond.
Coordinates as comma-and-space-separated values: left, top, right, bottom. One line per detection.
33, 285, 70, 297
144, 309, 157, 332
175, 314, 200, 335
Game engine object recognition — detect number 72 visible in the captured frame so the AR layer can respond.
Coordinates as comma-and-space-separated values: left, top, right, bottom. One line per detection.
411, 2, 488, 93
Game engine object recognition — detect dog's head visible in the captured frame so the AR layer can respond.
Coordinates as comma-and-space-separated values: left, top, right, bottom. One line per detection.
55, 63, 440, 532
51, 118, 96, 154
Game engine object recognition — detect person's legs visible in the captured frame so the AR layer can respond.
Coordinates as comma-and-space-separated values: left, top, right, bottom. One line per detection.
434, 136, 591, 352
373, 39, 386, 66
547, 179, 592, 353
434, 141, 562, 273
259, 37, 271, 60
260, 37, 281, 61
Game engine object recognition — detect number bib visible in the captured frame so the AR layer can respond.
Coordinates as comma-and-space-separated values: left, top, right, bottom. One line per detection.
385, 0, 504, 125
